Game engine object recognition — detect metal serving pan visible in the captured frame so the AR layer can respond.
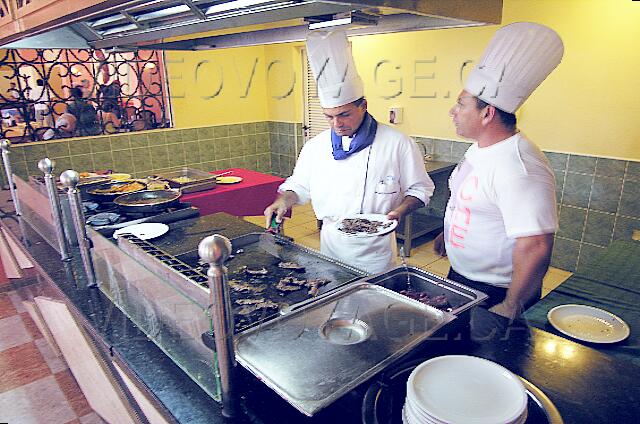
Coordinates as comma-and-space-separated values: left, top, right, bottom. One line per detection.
362, 266, 488, 316
235, 282, 456, 417
87, 180, 147, 202
114, 189, 181, 214
155, 167, 217, 193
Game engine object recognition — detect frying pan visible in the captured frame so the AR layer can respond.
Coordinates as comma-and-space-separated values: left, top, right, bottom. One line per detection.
114, 189, 181, 213
87, 180, 147, 202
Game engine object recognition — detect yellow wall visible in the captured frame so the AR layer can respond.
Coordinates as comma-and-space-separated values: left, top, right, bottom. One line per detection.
264, 43, 303, 123
165, 43, 303, 126
353, 0, 640, 160
165, 45, 269, 127
165, 0, 640, 160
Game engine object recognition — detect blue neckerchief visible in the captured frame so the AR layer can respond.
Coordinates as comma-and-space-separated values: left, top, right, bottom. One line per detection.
331, 112, 378, 160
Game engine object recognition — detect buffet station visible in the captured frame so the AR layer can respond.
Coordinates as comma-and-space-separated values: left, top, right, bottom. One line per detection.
1, 150, 640, 424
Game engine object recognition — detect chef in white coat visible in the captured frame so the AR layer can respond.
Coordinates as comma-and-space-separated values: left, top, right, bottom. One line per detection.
434, 22, 564, 318
264, 30, 434, 274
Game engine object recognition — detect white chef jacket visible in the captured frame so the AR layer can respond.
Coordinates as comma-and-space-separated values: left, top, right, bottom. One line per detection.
279, 123, 434, 274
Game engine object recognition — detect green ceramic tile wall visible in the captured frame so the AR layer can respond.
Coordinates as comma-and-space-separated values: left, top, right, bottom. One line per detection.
2, 122, 275, 183
269, 121, 300, 177
4, 124, 638, 274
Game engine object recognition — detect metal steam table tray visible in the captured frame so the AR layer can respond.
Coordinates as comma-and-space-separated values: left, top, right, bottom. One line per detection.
234, 282, 456, 417
154, 167, 217, 193
362, 266, 489, 316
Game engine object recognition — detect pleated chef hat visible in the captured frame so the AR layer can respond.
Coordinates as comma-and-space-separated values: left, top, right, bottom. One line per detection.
465, 22, 564, 113
306, 30, 364, 108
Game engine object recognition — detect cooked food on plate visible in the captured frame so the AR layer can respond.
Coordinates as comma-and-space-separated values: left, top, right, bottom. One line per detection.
339, 218, 392, 234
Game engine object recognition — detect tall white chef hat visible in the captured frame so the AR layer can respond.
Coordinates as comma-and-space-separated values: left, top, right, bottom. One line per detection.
306, 30, 364, 108
465, 22, 564, 114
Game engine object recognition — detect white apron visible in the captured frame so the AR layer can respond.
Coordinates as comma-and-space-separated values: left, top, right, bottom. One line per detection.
321, 218, 397, 274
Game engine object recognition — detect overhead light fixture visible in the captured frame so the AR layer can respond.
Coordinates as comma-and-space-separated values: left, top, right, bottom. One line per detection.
205, 0, 277, 15
308, 11, 378, 30
309, 17, 352, 30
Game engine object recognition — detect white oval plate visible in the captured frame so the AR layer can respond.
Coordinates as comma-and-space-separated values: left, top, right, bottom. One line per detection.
547, 304, 630, 344
407, 355, 527, 424
216, 176, 243, 184
113, 223, 169, 240
335, 213, 398, 237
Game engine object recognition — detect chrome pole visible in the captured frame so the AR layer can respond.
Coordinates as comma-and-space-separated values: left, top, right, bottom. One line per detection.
1, 139, 21, 215
60, 170, 96, 287
199, 234, 237, 418
38, 158, 71, 261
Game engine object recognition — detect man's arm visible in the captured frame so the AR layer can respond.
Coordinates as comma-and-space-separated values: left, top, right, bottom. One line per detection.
490, 233, 554, 319
264, 190, 300, 228
433, 231, 446, 256
387, 195, 424, 221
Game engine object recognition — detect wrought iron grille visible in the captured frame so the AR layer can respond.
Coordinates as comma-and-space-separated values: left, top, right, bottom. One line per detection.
0, 48, 171, 142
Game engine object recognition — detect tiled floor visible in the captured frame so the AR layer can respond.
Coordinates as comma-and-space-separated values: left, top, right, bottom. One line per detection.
0, 204, 572, 424
244, 203, 573, 297
0, 286, 105, 424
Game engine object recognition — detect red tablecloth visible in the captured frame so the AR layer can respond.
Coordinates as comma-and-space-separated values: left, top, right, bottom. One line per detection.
181, 168, 287, 217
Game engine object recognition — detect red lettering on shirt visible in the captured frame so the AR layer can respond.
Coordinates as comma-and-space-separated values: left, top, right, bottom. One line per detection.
449, 224, 467, 248
449, 173, 478, 249
453, 206, 471, 225
459, 175, 478, 201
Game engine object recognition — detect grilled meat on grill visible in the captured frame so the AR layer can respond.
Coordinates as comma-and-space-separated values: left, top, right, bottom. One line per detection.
278, 262, 306, 272
228, 279, 267, 293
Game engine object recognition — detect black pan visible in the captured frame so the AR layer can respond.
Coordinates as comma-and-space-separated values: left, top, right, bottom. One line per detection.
113, 189, 181, 213
87, 180, 147, 202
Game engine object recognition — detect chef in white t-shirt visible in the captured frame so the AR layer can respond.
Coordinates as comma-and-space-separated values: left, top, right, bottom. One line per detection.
434, 22, 564, 319
264, 30, 434, 274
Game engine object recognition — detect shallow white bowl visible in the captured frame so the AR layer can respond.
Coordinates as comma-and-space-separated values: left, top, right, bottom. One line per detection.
407, 355, 527, 424
547, 304, 630, 344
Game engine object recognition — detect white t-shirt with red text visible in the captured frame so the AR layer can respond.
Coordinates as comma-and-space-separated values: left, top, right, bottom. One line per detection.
443, 133, 557, 287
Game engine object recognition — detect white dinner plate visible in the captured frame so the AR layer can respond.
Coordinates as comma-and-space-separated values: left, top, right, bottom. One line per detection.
407, 355, 527, 424
335, 213, 398, 237
113, 223, 169, 240
547, 304, 630, 344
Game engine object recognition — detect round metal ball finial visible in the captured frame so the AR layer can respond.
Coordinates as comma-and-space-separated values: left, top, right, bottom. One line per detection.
38, 158, 55, 174
59, 170, 80, 188
0, 139, 10, 150
199, 234, 232, 265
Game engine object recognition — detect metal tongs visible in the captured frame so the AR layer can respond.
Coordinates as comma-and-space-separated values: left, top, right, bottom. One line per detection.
267, 214, 283, 235
259, 214, 284, 258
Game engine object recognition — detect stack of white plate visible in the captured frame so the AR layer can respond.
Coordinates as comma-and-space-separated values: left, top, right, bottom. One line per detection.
403, 355, 528, 424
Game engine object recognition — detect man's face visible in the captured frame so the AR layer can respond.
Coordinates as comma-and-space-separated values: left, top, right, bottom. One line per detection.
449, 90, 486, 140
323, 100, 367, 137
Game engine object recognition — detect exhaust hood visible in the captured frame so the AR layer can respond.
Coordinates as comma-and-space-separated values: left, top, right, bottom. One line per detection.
0, 0, 502, 51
